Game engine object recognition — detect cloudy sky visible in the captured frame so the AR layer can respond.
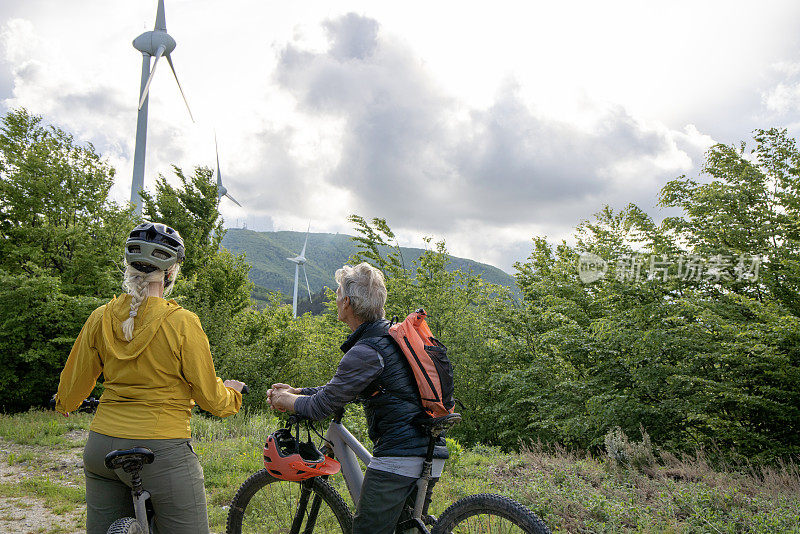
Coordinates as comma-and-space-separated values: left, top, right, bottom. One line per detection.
2, 0, 800, 271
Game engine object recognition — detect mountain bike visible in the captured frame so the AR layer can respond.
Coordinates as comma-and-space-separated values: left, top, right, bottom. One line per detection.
226, 407, 551, 533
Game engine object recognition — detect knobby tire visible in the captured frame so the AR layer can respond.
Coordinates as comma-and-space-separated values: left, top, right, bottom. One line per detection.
226, 469, 352, 534
106, 517, 144, 534
432, 493, 551, 534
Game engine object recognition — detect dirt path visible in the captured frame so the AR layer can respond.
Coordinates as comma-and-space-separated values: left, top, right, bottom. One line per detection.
0, 433, 228, 534
0, 496, 84, 534
0, 434, 87, 534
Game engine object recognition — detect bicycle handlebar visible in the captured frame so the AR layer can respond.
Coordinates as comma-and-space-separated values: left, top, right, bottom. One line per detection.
79, 397, 100, 412
285, 414, 311, 427
49, 383, 248, 416
333, 407, 345, 424
48, 395, 99, 413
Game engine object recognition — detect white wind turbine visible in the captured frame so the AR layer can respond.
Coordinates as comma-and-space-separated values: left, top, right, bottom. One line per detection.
130, 0, 194, 216
288, 224, 313, 318
214, 135, 241, 207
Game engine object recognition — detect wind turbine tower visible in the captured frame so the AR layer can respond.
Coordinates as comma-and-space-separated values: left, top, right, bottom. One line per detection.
288, 225, 313, 318
130, 0, 194, 216
215, 135, 242, 207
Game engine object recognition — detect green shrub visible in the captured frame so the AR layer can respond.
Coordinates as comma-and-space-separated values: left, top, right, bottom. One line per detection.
0, 269, 104, 412
603, 425, 656, 472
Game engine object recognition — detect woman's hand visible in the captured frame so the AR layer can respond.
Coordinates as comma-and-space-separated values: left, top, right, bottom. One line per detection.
224, 379, 246, 393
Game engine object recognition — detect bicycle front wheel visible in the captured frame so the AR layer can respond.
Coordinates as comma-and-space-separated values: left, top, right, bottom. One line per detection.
226, 469, 352, 534
432, 493, 551, 534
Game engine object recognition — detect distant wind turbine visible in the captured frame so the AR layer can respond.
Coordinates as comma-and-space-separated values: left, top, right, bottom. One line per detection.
215, 134, 241, 207
130, 0, 194, 216
288, 224, 313, 318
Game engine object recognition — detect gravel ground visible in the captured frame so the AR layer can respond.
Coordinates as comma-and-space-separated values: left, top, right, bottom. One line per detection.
0, 436, 86, 534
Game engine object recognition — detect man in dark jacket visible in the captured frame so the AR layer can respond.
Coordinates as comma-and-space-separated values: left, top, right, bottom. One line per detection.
268, 262, 448, 534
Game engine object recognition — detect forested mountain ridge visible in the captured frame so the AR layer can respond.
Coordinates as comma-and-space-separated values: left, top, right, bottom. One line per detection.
220, 228, 515, 296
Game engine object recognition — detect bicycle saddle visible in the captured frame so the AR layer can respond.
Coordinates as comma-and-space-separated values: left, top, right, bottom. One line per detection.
104, 447, 155, 472
420, 413, 461, 437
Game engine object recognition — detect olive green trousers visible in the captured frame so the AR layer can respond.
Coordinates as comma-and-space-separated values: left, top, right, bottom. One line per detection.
83, 431, 209, 534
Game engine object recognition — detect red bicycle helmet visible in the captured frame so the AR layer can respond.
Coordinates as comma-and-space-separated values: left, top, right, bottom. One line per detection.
263, 427, 340, 481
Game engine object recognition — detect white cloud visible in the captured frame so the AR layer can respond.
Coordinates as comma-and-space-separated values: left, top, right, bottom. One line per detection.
277, 17, 713, 227
764, 82, 800, 114
1, 1, 797, 272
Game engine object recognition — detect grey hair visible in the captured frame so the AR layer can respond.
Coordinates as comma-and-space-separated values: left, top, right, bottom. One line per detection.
120, 263, 180, 341
335, 263, 387, 322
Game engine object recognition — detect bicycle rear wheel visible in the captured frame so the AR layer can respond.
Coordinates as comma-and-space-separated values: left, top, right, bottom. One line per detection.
432, 493, 550, 534
226, 469, 352, 534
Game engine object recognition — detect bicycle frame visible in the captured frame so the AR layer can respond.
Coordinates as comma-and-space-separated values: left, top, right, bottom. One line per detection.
322, 420, 372, 505
322, 418, 436, 531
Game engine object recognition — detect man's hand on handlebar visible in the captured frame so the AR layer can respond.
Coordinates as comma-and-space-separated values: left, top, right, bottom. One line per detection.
267, 383, 300, 413
271, 383, 302, 395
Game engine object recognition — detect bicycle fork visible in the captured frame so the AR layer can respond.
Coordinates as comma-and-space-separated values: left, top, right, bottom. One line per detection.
290, 479, 324, 534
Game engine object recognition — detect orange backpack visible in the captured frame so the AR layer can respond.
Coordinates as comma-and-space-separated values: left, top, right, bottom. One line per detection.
388, 309, 455, 418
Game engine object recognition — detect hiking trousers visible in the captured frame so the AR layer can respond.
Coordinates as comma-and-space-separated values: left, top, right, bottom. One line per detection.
353, 467, 439, 534
83, 430, 209, 534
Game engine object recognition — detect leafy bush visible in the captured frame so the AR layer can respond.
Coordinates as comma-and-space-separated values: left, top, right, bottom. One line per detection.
0, 268, 103, 411
603, 426, 655, 472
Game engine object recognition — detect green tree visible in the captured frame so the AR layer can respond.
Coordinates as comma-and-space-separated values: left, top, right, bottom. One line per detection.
141, 165, 223, 281
499, 199, 800, 461
660, 128, 800, 314
0, 108, 132, 410
139, 164, 253, 321
0, 267, 103, 411
0, 108, 134, 296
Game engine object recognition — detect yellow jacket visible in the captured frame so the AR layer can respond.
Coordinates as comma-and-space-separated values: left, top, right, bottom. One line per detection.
55, 294, 241, 439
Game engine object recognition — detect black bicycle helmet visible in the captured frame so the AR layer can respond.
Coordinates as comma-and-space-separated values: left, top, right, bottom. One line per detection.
125, 222, 185, 273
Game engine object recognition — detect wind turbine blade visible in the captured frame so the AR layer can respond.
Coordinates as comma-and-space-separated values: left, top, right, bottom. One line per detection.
138, 45, 165, 110
155, 0, 167, 31
215, 133, 222, 187
301, 223, 310, 256
166, 55, 195, 122
303, 265, 312, 303
225, 193, 242, 207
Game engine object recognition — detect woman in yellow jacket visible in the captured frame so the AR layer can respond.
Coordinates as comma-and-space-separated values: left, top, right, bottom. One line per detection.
55, 222, 244, 534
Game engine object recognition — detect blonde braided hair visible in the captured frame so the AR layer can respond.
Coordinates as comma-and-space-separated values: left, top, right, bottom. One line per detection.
120, 263, 180, 341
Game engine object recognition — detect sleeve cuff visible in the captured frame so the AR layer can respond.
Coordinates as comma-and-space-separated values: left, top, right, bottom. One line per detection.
294, 395, 309, 417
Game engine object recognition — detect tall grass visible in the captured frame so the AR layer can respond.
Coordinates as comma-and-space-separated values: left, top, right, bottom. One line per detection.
492, 443, 800, 533
0, 409, 91, 447
191, 409, 278, 443
2, 410, 799, 533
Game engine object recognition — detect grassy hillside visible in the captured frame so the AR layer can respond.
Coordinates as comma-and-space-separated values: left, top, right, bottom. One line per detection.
1, 410, 798, 533
220, 228, 515, 297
